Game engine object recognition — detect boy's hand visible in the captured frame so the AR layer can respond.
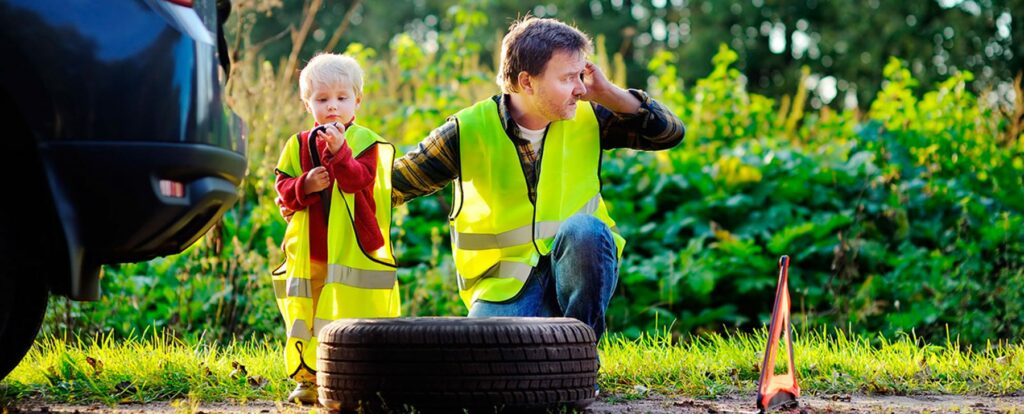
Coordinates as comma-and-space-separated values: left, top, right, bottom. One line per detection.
280, 206, 294, 223
303, 166, 330, 194
275, 197, 296, 222
319, 122, 346, 155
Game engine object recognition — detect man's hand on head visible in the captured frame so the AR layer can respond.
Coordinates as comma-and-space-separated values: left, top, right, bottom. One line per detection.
580, 62, 612, 100
580, 61, 641, 115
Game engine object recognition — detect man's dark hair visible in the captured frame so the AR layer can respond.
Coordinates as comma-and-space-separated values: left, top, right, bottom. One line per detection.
497, 16, 593, 94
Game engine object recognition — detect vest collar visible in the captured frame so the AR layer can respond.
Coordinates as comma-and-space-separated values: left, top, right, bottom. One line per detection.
497, 94, 552, 145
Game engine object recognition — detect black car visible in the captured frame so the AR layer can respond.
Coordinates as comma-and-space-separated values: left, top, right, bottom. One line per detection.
0, 0, 245, 378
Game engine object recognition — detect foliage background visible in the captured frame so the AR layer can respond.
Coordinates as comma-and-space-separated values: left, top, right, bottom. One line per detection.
41, 1, 1024, 347
243, 0, 1023, 111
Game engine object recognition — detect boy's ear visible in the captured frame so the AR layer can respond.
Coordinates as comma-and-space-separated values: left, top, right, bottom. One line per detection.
302, 99, 312, 113
355, 94, 362, 107
517, 71, 533, 94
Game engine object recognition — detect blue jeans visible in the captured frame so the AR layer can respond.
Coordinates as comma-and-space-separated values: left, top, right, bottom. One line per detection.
467, 215, 619, 340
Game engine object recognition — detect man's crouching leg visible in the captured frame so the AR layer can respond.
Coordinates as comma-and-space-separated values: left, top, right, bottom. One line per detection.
550, 215, 617, 398
550, 214, 618, 339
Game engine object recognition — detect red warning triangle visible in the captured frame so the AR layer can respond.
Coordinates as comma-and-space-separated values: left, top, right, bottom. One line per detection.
756, 255, 800, 412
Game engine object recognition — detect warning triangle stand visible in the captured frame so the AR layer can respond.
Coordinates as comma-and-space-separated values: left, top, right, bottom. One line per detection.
756, 255, 800, 413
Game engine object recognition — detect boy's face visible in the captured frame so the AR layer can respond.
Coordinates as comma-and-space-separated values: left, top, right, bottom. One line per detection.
305, 79, 360, 126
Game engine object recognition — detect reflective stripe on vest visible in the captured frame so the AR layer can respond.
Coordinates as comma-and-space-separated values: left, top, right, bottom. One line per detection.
456, 260, 533, 291
313, 318, 334, 337
454, 193, 605, 250
326, 264, 398, 289
288, 319, 312, 341
285, 278, 312, 298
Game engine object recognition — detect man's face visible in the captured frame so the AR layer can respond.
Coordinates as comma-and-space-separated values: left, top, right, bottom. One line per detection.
528, 50, 587, 122
305, 79, 360, 126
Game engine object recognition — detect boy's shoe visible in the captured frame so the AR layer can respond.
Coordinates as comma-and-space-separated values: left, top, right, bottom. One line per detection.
594, 383, 600, 398
287, 381, 317, 405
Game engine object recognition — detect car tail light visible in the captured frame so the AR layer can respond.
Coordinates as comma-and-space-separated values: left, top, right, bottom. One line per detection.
160, 180, 186, 198
152, 0, 212, 45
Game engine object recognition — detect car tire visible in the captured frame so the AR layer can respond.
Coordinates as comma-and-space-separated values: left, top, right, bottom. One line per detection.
316, 317, 597, 413
0, 273, 48, 379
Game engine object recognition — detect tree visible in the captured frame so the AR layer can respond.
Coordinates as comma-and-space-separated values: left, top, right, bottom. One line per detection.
228, 0, 1023, 110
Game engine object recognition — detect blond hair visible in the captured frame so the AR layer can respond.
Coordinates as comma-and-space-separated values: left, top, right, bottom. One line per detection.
298, 53, 364, 101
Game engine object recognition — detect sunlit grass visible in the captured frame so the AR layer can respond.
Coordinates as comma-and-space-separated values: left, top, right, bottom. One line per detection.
0, 330, 289, 405
2, 327, 1021, 406
600, 326, 1024, 399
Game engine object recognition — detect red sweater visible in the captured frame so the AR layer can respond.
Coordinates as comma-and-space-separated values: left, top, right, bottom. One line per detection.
275, 129, 384, 262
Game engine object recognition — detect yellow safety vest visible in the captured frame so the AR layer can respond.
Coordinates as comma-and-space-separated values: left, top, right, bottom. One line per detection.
451, 98, 625, 308
273, 124, 400, 378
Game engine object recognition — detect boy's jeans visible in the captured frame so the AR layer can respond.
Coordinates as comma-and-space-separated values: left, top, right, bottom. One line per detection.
467, 215, 619, 341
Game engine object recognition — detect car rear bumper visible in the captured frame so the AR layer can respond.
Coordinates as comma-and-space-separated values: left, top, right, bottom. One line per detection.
39, 141, 246, 264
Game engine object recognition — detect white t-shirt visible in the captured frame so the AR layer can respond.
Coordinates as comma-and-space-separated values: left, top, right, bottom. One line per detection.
517, 124, 546, 156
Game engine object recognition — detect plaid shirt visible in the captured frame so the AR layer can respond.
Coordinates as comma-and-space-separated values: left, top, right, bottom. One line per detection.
392, 90, 686, 206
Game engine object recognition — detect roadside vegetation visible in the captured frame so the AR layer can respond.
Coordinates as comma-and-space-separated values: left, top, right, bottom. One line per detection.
41, 5, 1024, 349
1, 328, 1021, 405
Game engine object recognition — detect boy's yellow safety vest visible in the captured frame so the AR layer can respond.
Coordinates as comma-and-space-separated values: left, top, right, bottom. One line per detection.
451, 98, 625, 308
273, 124, 399, 378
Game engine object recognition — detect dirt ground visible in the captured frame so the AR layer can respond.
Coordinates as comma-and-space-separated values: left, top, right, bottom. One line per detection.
5, 394, 1024, 413
589, 394, 1024, 413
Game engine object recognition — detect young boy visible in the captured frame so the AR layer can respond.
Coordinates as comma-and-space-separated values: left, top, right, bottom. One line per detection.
272, 53, 400, 405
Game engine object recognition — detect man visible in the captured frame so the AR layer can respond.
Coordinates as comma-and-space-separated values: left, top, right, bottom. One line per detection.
393, 16, 684, 343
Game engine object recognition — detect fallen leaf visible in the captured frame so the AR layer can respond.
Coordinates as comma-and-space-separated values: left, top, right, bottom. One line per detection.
248, 376, 270, 389
230, 361, 248, 380
198, 363, 214, 378
85, 356, 103, 376
114, 381, 135, 395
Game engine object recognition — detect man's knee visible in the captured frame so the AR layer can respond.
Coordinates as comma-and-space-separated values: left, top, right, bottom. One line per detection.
557, 215, 613, 245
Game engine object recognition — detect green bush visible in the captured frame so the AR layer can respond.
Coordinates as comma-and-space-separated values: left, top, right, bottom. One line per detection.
601, 49, 1023, 342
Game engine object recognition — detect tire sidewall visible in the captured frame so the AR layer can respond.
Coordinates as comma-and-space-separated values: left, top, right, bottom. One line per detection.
0, 271, 48, 379
317, 317, 598, 413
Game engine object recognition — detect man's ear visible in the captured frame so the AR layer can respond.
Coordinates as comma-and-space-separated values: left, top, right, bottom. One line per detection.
517, 71, 533, 94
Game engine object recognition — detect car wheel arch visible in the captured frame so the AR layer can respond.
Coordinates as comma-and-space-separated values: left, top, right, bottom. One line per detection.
1, 88, 95, 300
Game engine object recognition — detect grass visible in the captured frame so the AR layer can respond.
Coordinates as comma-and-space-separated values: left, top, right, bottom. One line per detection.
601, 326, 1024, 398
0, 330, 288, 405
1, 327, 1021, 406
